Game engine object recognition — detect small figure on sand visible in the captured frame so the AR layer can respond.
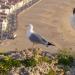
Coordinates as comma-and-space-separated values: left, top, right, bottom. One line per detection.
70, 8, 75, 27
73, 8, 75, 14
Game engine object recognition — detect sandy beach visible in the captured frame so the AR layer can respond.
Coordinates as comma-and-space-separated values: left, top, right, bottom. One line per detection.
0, 0, 75, 53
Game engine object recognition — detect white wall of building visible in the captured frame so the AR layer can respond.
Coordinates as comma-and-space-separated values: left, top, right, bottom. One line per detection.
5, 9, 10, 14
2, 19, 8, 31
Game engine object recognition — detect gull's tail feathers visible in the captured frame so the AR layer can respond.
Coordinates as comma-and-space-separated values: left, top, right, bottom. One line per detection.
46, 42, 55, 47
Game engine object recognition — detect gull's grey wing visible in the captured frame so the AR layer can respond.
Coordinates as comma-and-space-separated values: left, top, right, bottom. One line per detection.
29, 33, 48, 45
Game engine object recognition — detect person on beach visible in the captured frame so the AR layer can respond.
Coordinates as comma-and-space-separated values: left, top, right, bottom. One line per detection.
73, 8, 75, 14
70, 8, 75, 27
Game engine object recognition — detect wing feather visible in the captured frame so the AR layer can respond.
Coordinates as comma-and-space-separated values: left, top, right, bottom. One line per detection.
29, 33, 48, 45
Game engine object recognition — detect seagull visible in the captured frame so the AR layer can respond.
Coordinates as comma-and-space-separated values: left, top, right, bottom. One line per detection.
26, 24, 55, 47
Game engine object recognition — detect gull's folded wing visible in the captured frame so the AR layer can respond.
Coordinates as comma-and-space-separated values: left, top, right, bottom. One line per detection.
29, 33, 48, 45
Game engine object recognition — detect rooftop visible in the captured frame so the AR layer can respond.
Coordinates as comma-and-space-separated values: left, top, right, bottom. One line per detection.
1, 5, 10, 9
0, 19, 3, 22
8, 0, 22, 5
0, 0, 22, 5
0, 12, 7, 15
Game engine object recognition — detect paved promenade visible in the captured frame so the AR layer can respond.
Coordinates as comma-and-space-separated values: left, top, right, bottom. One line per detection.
0, 0, 75, 53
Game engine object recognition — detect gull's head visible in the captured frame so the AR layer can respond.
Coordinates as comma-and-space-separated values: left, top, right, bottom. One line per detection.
26, 24, 34, 33
29, 24, 33, 30
26, 24, 34, 37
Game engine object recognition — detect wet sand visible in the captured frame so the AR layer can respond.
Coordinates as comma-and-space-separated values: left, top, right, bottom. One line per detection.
0, 0, 75, 53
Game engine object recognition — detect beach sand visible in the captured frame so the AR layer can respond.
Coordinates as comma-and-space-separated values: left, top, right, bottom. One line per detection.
0, 0, 75, 53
